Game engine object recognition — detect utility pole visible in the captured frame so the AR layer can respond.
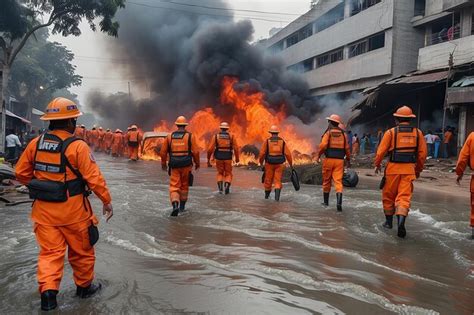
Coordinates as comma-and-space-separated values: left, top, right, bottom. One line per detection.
441, 51, 454, 148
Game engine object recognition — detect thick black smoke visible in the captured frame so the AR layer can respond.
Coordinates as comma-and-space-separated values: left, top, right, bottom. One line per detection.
87, 0, 319, 129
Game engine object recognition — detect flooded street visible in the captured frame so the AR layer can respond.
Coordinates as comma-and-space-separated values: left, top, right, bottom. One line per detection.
1, 155, 473, 314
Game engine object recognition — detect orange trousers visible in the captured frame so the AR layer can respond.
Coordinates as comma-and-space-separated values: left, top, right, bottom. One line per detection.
169, 166, 192, 203
382, 174, 416, 217
34, 217, 97, 293
322, 158, 344, 193
128, 146, 139, 160
216, 160, 233, 183
470, 176, 474, 227
264, 163, 285, 191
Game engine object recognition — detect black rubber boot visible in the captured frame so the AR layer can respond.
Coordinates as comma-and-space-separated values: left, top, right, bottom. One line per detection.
224, 182, 231, 195
397, 215, 407, 238
275, 189, 281, 202
179, 201, 186, 212
383, 215, 393, 229
41, 290, 58, 311
218, 181, 224, 194
76, 282, 102, 298
265, 190, 271, 199
322, 192, 329, 206
170, 202, 180, 217
336, 193, 343, 212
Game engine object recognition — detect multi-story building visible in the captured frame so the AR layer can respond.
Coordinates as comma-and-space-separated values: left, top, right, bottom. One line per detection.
414, 0, 474, 71
264, 0, 424, 96
412, 0, 474, 146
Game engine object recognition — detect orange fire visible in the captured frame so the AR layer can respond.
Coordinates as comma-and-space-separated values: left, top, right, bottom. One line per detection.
143, 76, 315, 164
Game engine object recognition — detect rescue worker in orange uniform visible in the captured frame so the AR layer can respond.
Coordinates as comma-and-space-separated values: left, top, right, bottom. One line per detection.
160, 116, 200, 216
88, 126, 99, 151
375, 106, 427, 238
126, 124, 143, 161
97, 127, 105, 152
75, 124, 86, 140
123, 127, 130, 157
104, 128, 114, 154
317, 115, 351, 211
111, 129, 123, 157
455, 132, 474, 239
15, 98, 113, 311
258, 125, 293, 201
207, 122, 240, 194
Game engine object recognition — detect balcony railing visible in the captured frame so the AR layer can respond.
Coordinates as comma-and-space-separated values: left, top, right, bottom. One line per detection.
430, 27, 460, 46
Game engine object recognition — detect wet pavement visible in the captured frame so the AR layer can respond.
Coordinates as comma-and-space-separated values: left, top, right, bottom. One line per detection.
0, 154, 473, 314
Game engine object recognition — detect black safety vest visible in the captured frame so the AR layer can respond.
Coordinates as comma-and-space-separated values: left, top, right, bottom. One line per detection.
389, 126, 420, 163
29, 134, 88, 202
168, 131, 193, 168
214, 132, 233, 160
265, 136, 286, 165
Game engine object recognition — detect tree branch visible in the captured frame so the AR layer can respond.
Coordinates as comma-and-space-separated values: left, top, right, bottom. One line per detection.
8, 9, 69, 66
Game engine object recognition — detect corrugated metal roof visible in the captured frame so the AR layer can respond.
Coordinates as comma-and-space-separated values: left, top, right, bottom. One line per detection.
386, 70, 449, 84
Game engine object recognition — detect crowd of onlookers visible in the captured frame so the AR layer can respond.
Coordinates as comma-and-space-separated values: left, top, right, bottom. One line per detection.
345, 126, 458, 159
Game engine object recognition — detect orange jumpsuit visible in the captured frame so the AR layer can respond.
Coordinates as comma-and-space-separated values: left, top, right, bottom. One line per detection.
455, 132, 474, 227
97, 130, 105, 152
88, 129, 99, 151
104, 131, 113, 153
317, 128, 351, 193
375, 123, 427, 217
74, 127, 85, 140
126, 130, 143, 160
111, 132, 123, 156
122, 133, 129, 157
160, 131, 200, 204
258, 136, 293, 191
207, 132, 240, 183
15, 129, 111, 293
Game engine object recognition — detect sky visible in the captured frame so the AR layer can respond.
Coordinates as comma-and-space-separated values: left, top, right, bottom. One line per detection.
48, 0, 311, 107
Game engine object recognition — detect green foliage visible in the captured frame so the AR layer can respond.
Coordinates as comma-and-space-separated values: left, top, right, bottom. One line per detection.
26, 0, 126, 37
10, 35, 83, 110
0, 0, 35, 41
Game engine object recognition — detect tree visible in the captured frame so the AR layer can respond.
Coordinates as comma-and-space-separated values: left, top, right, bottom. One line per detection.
0, 0, 125, 150
10, 34, 82, 119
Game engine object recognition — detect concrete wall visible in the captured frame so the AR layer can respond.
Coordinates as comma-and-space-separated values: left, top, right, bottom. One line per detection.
392, 0, 426, 76
264, 0, 342, 48
418, 34, 474, 70
303, 29, 394, 95
425, 0, 445, 16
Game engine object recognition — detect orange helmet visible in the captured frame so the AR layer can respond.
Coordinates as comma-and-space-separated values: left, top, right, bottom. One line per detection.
268, 125, 280, 133
41, 97, 82, 121
220, 122, 230, 129
131, 124, 138, 130
326, 114, 342, 125
99, 127, 103, 130
175, 116, 188, 126
393, 106, 416, 118
115, 129, 122, 133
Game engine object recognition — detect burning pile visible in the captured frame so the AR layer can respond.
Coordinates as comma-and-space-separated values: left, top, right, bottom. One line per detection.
143, 76, 316, 165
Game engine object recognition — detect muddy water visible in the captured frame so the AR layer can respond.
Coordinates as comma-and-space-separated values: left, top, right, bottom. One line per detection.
1, 154, 473, 314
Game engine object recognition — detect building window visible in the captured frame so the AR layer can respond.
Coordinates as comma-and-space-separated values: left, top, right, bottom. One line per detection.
351, 0, 382, 16
429, 12, 461, 46
472, 13, 474, 35
299, 25, 313, 41
369, 32, 385, 50
288, 57, 314, 73
349, 32, 385, 58
414, 0, 425, 16
316, 48, 344, 68
314, 3, 345, 33
286, 33, 299, 48
269, 41, 284, 54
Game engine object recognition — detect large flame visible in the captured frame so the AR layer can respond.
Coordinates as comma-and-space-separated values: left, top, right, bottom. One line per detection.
142, 76, 315, 164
